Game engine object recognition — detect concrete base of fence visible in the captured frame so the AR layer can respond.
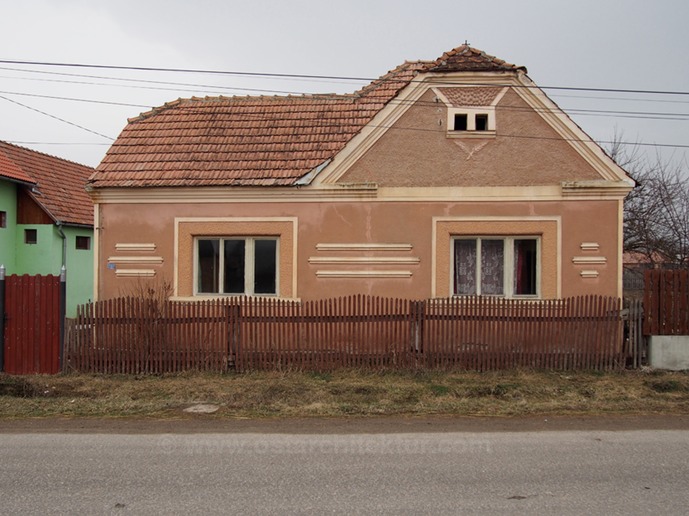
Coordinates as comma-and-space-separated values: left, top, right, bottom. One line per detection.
649, 336, 689, 371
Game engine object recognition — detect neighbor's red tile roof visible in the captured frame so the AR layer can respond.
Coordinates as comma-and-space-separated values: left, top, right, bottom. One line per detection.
91, 45, 525, 189
0, 141, 94, 226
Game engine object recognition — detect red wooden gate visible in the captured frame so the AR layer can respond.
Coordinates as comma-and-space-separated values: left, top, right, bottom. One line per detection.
2, 274, 61, 374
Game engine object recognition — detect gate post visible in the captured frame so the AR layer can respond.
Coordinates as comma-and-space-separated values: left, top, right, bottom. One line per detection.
0, 265, 5, 372
59, 266, 66, 372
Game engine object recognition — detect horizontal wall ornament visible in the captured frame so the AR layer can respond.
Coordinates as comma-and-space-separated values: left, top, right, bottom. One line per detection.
108, 256, 164, 264
115, 269, 156, 278
115, 243, 156, 252
572, 256, 607, 265
316, 243, 413, 252
309, 257, 419, 265
580, 270, 600, 278
316, 270, 413, 279
580, 242, 600, 251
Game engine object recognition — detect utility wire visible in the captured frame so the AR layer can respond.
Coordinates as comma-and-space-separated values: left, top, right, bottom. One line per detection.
1, 58, 689, 97
0, 95, 115, 140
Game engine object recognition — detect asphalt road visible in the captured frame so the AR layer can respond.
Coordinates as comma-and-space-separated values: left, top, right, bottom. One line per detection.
1, 418, 688, 515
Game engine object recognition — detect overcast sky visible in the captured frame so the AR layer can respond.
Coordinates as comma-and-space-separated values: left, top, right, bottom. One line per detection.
1, 0, 687, 169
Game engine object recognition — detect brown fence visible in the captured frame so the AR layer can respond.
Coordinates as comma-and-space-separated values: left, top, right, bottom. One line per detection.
644, 269, 689, 335
66, 297, 231, 374
2, 274, 62, 374
66, 294, 625, 373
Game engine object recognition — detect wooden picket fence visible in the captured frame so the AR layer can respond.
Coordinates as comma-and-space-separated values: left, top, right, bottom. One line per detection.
65, 294, 625, 373
644, 269, 689, 335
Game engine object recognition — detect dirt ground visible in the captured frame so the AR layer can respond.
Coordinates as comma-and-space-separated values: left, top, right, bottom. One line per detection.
1, 413, 688, 435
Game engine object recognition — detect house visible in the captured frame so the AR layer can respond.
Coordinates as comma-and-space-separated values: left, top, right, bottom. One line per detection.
0, 141, 94, 316
88, 45, 633, 303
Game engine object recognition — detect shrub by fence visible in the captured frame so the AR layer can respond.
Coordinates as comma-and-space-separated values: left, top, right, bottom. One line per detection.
644, 269, 689, 335
65, 294, 625, 373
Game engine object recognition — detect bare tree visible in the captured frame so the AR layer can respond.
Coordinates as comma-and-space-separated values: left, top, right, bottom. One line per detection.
609, 136, 689, 268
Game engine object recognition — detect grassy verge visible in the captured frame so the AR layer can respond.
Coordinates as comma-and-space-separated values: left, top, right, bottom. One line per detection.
1, 369, 688, 419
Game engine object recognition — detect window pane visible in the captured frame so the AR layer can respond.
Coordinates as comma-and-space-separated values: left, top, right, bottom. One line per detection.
514, 239, 538, 295
481, 239, 504, 295
254, 239, 277, 294
224, 240, 246, 294
475, 114, 488, 131
197, 239, 219, 293
453, 239, 476, 295
453, 113, 468, 131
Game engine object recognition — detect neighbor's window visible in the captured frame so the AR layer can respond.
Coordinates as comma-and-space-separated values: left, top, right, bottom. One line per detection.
453, 237, 538, 297
0, 211, 6, 228
24, 228, 37, 244
76, 236, 91, 250
196, 237, 278, 295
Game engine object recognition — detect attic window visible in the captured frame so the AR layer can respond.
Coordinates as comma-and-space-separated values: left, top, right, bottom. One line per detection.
447, 108, 496, 138
453, 114, 468, 131
0, 211, 6, 228
475, 114, 489, 131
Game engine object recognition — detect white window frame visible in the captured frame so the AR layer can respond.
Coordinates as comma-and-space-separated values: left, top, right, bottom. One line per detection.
447, 107, 496, 136
194, 236, 279, 296
451, 236, 540, 298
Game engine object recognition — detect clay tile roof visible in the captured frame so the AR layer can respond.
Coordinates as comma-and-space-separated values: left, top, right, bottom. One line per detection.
428, 44, 527, 74
92, 45, 523, 189
0, 141, 94, 227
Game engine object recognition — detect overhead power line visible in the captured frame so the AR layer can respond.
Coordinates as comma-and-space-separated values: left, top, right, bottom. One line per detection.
0, 95, 115, 140
1, 58, 689, 97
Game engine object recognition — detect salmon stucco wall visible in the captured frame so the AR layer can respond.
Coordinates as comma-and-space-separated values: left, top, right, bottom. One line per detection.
96, 196, 622, 302
337, 89, 602, 188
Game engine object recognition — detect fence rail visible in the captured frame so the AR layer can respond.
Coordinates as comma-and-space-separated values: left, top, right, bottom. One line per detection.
644, 269, 689, 335
65, 294, 625, 373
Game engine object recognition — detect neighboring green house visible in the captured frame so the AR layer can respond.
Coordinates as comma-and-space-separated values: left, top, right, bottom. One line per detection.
0, 141, 94, 316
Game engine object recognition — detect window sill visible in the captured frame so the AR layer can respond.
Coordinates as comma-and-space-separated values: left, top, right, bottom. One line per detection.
446, 130, 496, 139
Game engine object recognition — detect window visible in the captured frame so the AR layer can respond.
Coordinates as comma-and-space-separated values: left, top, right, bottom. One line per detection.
447, 108, 495, 135
76, 236, 91, 250
453, 113, 468, 131
453, 237, 538, 297
196, 237, 278, 295
24, 228, 37, 244
0, 211, 6, 228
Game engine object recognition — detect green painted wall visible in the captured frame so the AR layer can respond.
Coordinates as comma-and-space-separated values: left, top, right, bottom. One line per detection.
0, 180, 92, 316
0, 181, 17, 271
63, 226, 94, 315
15, 224, 61, 274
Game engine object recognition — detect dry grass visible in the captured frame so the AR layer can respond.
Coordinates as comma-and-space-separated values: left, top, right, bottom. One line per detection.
1, 369, 688, 420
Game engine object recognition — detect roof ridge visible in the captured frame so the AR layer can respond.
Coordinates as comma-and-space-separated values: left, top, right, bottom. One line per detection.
0, 140, 93, 170
429, 44, 527, 74
128, 92, 359, 123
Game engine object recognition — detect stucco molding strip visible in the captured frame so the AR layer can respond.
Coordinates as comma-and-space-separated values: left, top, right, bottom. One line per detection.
580, 242, 600, 251
572, 256, 607, 265
108, 256, 164, 264
316, 271, 413, 278
115, 243, 156, 252
115, 269, 156, 278
316, 243, 413, 252
309, 257, 420, 265
580, 270, 600, 278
